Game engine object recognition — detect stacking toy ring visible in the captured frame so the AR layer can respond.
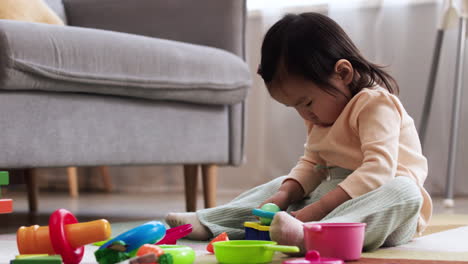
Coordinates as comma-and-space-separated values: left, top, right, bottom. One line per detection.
252, 208, 276, 219
252, 203, 281, 225
49, 209, 84, 264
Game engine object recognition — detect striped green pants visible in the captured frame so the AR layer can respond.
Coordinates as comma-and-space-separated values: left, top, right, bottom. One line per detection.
197, 168, 423, 251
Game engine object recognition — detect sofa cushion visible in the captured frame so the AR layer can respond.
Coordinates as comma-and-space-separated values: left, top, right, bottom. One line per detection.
0, 91, 231, 167
0, 20, 251, 105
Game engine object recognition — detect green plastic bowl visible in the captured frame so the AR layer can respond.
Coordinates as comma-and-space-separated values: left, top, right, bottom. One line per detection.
213, 240, 300, 264
159, 245, 195, 264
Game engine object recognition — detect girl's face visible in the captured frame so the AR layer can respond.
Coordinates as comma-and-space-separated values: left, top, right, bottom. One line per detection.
267, 63, 353, 127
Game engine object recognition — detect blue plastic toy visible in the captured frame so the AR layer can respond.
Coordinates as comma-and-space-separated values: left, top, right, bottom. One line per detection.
252, 203, 280, 225
99, 221, 166, 254
245, 203, 281, 241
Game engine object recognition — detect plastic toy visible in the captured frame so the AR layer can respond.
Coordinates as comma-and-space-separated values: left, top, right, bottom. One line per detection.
303, 223, 366, 261
154, 254, 173, 264
282, 250, 344, 264
95, 223, 191, 248
99, 221, 166, 256
95, 240, 130, 264
10, 255, 62, 264
15, 254, 49, 258
159, 245, 195, 264
116, 253, 156, 264
156, 224, 192, 245
0, 171, 8, 185
17, 208, 111, 264
206, 232, 229, 253
252, 203, 280, 225
244, 221, 270, 241
117, 253, 173, 264
0, 171, 13, 214
0, 198, 12, 214
213, 240, 299, 264
244, 203, 280, 241
136, 244, 164, 257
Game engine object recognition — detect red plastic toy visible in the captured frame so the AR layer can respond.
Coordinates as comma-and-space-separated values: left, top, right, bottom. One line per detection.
0, 171, 12, 214
17, 209, 111, 264
48, 209, 84, 264
206, 232, 229, 253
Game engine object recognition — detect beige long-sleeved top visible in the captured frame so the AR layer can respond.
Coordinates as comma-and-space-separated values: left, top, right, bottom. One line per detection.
286, 87, 432, 234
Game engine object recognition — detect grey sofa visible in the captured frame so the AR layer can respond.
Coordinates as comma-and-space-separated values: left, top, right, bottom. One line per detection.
0, 0, 251, 212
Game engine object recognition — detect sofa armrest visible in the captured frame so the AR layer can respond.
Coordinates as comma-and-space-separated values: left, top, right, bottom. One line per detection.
62, 0, 246, 58
0, 20, 251, 105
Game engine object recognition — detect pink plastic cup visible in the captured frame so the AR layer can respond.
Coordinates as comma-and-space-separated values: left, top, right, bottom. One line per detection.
303, 223, 366, 261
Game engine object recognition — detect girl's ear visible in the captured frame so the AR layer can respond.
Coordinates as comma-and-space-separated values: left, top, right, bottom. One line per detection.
334, 59, 354, 85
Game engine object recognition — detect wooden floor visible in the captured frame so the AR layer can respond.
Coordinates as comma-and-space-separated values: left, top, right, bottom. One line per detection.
0, 189, 467, 234
0, 190, 235, 234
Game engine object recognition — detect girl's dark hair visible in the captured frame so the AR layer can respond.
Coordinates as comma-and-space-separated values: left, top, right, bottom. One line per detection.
258, 12, 399, 96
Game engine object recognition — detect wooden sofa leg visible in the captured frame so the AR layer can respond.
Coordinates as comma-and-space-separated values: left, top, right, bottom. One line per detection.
25, 169, 38, 213
202, 164, 217, 208
99, 166, 113, 192
184, 165, 198, 212
67, 167, 79, 198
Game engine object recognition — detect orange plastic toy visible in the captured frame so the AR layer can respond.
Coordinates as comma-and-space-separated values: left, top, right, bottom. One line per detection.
17, 209, 111, 263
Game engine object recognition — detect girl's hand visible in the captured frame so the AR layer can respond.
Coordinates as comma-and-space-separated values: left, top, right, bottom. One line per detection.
258, 179, 305, 211
259, 190, 291, 210
290, 202, 327, 222
292, 186, 351, 222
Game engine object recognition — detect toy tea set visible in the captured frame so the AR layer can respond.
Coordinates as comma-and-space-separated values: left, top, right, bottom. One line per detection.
212, 203, 367, 264
12, 202, 365, 264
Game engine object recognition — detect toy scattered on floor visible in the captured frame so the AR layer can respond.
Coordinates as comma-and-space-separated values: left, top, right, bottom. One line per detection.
156, 224, 192, 245
213, 240, 299, 264
98, 243, 177, 264
116, 252, 172, 264
252, 203, 281, 225
303, 223, 366, 261
98, 221, 166, 258
116, 253, 155, 264
15, 255, 49, 258
95, 223, 192, 248
10, 254, 62, 264
136, 244, 164, 257
0, 171, 13, 214
158, 245, 195, 264
206, 232, 229, 253
244, 221, 271, 241
244, 203, 281, 241
95, 240, 131, 264
17, 208, 111, 264
282, 250, 344, 264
